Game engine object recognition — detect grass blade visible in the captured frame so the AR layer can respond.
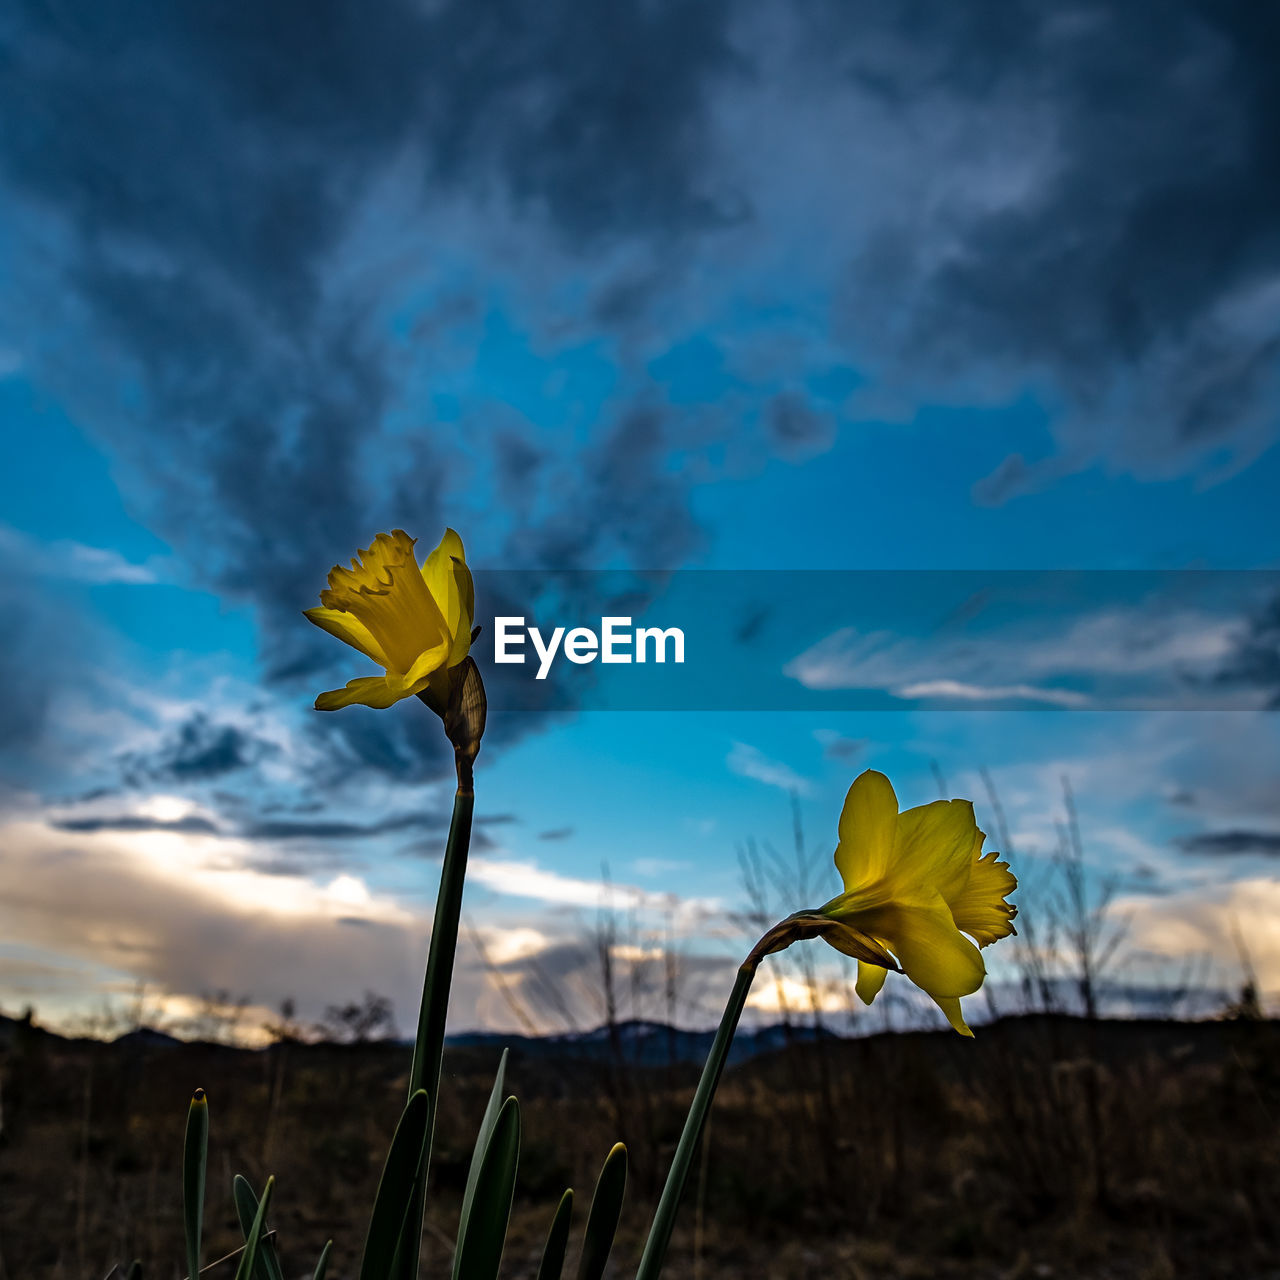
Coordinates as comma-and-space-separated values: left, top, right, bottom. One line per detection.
125, 1264, 142, 1280
392, 786, 476, 1280
232, 1175, 285, 1280
452, 1048, 510, 1279
361, 1088, 432, 1280
635, 961, 757, 1280
231, 1176, 274, 1280
535, 1189, 574, 1280
453, 1095, 521, 1280
576, 1143, 627, 1280
312, 1241, 333, 1280
183, 1088, 209, 1280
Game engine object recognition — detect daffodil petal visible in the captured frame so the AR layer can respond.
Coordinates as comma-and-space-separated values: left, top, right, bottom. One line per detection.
933, 996, 974, 1037
403, 635, 454, 686
952, 846, 1018, 946
834, 770, 899, 891
862, 896, 986, 1000
421, 528, 474, 663
891, 798, 981, 903
855, 961, 888, 1006
315, 676, 414, 711
303, 607, 390, 667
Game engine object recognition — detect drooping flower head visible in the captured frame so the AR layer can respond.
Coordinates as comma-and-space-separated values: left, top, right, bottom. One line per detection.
304, 529, 474, 713
817, 769, 1017, 1036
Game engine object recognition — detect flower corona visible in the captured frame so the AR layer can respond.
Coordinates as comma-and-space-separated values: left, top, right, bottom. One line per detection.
304, 528, 474, 713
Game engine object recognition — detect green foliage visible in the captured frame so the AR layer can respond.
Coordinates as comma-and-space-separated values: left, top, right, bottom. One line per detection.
360, 1089, 432, 1280
578, 1142, 628, 1280
453, 1049, 509, 1279
182, 1089, 208, 1280
232, 1175, 284, 1280
231, 1177, 274, 1280
311, 1240, 333, 1280
453, 1095, 521, 1280
536, 1190, 575, 1280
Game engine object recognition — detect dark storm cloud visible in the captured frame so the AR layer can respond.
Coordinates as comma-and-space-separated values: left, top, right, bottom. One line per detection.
1209, 590, 1280, 707
764, 392, 834, 458
0, 0, 741, 780
52, 814, 222, 837
824, 0, 1280, 496
1176, 830, 1280, 856
120, 714, 274, 784
242, 812, 448, 841
47, 807, 491, 842
0, 3, 724, 563
505, 407, 703, 568
2, 0, 1278, 766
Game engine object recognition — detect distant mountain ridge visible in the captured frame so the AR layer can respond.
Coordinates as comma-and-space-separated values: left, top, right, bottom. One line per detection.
443, 1016, 841, 1066
0, 1009, 837, 1065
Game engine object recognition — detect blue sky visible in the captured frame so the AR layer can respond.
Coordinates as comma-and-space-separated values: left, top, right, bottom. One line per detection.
2, 0, 1279, 1040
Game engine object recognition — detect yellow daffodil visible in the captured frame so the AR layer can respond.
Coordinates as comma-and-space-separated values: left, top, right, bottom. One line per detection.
817, 769, 1017, 1036
304, 528, 474, 713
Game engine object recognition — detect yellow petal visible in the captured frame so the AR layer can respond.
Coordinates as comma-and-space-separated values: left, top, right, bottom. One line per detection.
890, 798, 981, 903
303, 607, 390, 668
855, 961, 888, 1006
860, 896, 986, 1000
834, 770, 899, 891
421, 528, 474, 664
403, 635, 454, 686
933, 996, 974, 1037
314, 658, 442, 711
952, 845, 1018, 946
315, 676, 411, 711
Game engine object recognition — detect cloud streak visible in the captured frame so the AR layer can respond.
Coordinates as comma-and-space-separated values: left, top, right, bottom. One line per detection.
727, 741, 813, 795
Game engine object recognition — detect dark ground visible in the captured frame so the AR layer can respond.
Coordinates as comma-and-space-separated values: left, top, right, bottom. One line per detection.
1, 1014, 1277, 1279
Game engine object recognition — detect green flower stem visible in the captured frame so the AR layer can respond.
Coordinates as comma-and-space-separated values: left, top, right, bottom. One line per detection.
392, 775, 475, 1280
634, 958, 759, 1280
409, 782, 474, 1099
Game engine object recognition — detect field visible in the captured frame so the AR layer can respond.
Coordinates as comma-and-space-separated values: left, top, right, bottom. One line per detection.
2, 1012, 1277, 1279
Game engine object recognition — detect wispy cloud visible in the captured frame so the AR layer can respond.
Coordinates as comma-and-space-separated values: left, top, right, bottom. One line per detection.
0, 523, 169, 586
785, 605, 1242, 708
894, 679, 1090, 709
468, 856, 720, 915
726, 741, 812, 795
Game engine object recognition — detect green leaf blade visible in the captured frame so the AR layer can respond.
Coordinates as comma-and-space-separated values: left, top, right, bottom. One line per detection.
231, 1175, 274, 1280
576, 1143, 627, 1280
361, 1089, 433, 1280
452, 1048, 510, 1280
183, 1088, 209, 1280
454, 1095, 521, 1280
232, 1174, 285, 1280
312, 1240, 333, 1280
535, 1189, 574, 1280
